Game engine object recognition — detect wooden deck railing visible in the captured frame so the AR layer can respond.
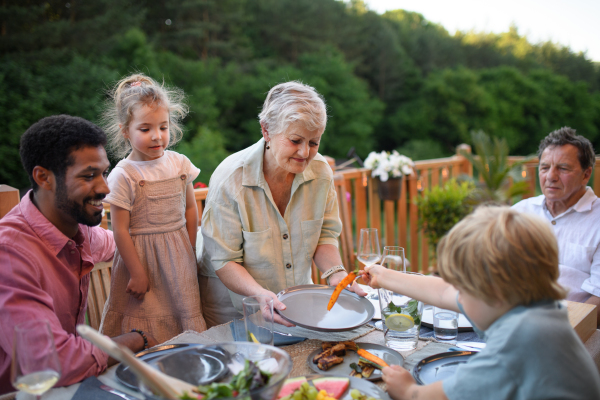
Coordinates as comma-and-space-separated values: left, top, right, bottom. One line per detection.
2, 149, 599, 275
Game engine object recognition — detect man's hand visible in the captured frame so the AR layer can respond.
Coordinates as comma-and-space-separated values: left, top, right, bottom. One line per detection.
126, 272, 149, 300
329, 271, 367, 296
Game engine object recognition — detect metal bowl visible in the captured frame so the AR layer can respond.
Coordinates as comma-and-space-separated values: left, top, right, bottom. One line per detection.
140, 342, 293, 400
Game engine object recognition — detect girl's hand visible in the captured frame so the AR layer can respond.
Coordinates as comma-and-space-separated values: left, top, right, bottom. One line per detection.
382, 365, 417, 400
360, 264, 386, 289
126, 273, 149, 300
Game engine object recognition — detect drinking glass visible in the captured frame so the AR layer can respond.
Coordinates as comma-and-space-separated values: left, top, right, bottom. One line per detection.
381, 246, 406, 272
379, 272, 424, 351
357, 228, 381, 269
433, 307, 458, 344
11, 320, 61, 399
243, 295, 274, 346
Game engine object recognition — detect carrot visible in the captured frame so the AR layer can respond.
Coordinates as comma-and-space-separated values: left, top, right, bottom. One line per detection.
357, 349, 389, 368
326, 271, 357, 311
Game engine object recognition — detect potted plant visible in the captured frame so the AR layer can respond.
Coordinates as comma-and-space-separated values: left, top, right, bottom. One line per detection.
364, 150, 415, 201
416, 179, 474, 267
460, 130, 533, 205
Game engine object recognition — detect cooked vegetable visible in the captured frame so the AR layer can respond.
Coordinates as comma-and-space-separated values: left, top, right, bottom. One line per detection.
356, 349, 388, 368
327, 272, 357, 311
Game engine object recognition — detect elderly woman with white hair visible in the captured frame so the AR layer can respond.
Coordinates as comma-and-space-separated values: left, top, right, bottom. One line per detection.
198, 81, 365, 327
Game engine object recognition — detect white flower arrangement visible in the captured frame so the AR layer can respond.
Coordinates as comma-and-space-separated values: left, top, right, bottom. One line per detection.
364, 150, 415, 182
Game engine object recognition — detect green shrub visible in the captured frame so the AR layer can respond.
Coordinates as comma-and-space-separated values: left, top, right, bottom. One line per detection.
416, 179, 474, 255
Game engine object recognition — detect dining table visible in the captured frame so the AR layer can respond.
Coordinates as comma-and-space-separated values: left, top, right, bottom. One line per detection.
10, 293, 597, 400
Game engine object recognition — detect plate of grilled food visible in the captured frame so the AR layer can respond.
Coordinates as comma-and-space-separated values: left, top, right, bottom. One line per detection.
307, 341, 404, 381
276, 285, 375, 332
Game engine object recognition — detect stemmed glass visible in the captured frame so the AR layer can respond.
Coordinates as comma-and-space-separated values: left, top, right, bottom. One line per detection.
11, 320, 61, 399
381, 246, 406, 272
357, 228, 381, 269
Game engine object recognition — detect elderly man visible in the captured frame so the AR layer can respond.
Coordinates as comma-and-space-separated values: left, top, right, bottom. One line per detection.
0, 115, 157, 394
512, 127, 600, 321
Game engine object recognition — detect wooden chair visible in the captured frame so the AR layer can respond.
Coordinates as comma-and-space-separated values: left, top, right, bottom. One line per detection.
86, 261, 113, 330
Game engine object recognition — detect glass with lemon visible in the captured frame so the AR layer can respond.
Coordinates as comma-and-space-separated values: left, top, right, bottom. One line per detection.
379, 248, 424, 351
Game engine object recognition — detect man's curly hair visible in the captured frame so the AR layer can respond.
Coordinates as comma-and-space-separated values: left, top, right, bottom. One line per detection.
20, 115, 107, 190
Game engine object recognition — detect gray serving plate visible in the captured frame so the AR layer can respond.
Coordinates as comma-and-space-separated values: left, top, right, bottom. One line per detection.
412, 351, 477, 385
307, 343, 404, 381
276, 284, 374, 332
115, 344, 228, 391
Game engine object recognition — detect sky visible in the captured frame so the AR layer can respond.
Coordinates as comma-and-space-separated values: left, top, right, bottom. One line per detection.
363, 0, 600, 62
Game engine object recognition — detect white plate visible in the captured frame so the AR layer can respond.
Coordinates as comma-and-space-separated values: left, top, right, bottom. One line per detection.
421, 308, 473, 332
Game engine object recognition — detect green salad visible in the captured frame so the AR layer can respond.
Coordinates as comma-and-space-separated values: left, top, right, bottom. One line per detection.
180, 360, 272, 400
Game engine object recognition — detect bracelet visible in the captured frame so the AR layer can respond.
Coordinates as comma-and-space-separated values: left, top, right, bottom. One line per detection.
131, 329, 149, 350
321, 265, 346, 285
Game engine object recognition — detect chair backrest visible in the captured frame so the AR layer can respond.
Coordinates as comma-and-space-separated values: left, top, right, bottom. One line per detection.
86, 261, 113, 330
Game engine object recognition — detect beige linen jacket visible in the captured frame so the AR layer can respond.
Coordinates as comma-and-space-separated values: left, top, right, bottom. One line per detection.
199, 138, 342, 312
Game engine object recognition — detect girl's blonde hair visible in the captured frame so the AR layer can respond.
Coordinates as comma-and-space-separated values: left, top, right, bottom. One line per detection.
437, 206, 566, 307
102, 73, 188, 159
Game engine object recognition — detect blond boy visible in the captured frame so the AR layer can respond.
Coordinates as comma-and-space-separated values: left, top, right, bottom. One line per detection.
363, 206, 600, 400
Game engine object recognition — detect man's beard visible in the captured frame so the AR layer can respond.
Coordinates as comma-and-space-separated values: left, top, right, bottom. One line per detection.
55, 178, 104, 227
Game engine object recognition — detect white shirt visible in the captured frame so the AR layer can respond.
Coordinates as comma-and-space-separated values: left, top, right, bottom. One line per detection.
512, 187, 600, 302
105, 151, 199, 211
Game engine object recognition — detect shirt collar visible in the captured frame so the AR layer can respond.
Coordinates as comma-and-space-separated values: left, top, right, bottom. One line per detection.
540, 186, 597, 215
241, 138, 322, 187
21, 190, 76, 256
572, 186, 597, 212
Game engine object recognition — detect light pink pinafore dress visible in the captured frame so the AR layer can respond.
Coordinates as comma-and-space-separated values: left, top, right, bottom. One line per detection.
100, 158, 206, 343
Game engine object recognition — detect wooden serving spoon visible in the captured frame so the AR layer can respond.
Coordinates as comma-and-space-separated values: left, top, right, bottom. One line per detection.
76, 325, 197, 400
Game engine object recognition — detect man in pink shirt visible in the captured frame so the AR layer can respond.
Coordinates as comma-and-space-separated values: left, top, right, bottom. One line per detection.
0, 115, 157, 394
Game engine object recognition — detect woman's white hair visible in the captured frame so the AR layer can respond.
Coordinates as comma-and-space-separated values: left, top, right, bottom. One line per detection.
258, 81, 327, 136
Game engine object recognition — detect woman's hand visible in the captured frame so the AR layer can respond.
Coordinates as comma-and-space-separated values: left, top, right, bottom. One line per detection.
359, 264, 386, 289
329, 271, 367, 296
126, 272, 149, 300
260, 289, 296, 327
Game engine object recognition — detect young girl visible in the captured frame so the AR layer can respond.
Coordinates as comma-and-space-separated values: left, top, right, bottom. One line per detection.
99, 73, 207, 343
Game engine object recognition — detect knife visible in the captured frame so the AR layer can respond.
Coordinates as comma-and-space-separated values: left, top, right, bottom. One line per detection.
100, 384, 139, 400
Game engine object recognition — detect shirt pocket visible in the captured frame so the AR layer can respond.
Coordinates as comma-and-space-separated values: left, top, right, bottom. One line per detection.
559, 241, 595, 272
242, 228, 275, 272
301, 218, 324, 261
146, 192, 183, 225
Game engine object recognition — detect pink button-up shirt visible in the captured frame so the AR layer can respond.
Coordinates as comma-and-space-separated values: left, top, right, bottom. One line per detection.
0, 191, 115, 394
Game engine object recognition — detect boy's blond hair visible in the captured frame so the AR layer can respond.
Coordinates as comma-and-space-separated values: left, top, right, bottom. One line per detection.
437, 206, 566, 306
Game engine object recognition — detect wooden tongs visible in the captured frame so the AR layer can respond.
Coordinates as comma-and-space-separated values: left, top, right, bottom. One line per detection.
77, 325, 196, 400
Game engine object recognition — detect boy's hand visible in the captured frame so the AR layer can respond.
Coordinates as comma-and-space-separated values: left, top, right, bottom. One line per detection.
382, 365, 417, 400
126, 273, 149, 300
360, 264, 385, 289
383, 365, 448, 400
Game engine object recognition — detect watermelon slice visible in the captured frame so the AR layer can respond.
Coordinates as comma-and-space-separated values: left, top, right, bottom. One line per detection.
277, 377, 308, 399
312, 377, 349, 399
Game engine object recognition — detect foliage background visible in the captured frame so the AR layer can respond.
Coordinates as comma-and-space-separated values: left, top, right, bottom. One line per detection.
1, 0, 599, 189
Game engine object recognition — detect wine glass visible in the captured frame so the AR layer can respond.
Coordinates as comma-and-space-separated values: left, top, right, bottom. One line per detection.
357, 228, 381, 269
11, 320, 61, 399
381, 246, 406, 272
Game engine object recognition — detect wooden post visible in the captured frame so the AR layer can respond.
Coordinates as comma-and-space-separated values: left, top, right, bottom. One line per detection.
594, 157, 600, 198
456, 144, 473, 177
0, 185, 20, 219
